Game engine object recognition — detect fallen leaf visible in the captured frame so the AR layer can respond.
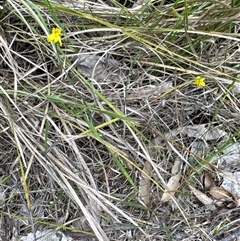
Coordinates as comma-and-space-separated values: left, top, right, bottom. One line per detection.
204, 172, 216, 191
209, 186, 238, 209
77, 54, 127, 82
139, 161, 152, 206
171, 160, 182, 175
180, 124, 227, 140
189, 185, 213, 206
159, 160, 182, 204
209, 186, 234, 200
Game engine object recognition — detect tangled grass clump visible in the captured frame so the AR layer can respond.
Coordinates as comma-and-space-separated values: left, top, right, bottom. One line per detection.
0, 0, 240, 240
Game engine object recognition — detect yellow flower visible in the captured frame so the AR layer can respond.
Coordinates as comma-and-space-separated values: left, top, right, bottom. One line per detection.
47, 27, 62, 46
192, 76, 206, 87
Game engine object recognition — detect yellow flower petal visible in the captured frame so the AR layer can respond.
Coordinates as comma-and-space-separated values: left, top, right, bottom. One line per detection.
47, 27, 62, 46
192, 76, 206, 87
52, 27, 61, 35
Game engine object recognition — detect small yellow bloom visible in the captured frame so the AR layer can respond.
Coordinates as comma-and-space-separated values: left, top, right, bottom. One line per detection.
192, 76, 206, 87
47, 27, 62, 46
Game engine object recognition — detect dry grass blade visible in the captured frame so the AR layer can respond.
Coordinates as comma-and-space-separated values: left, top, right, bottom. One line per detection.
56, 169, 108, 241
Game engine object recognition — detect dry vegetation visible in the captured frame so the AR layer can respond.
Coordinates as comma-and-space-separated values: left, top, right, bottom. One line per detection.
0, 0, 240, 240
